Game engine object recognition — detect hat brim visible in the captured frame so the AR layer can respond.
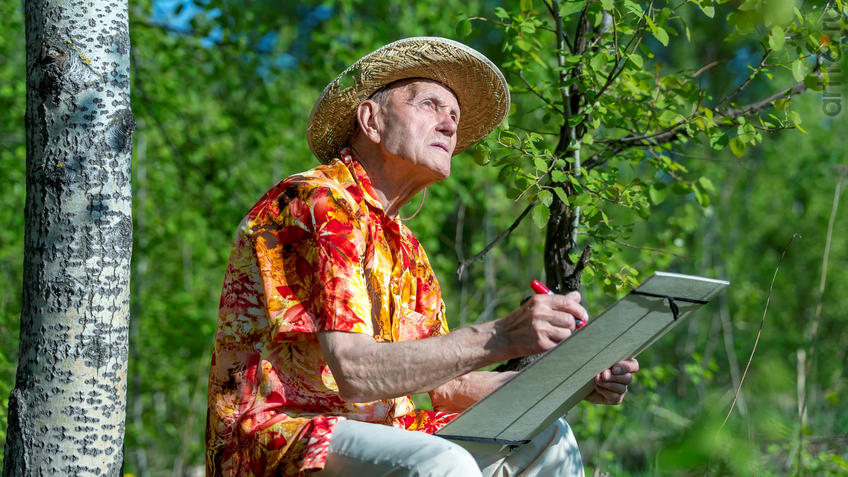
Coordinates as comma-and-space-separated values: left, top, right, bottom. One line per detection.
307, 37, 510, 164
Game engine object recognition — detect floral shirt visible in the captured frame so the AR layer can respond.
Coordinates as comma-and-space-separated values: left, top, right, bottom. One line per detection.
206, 149, 457, 476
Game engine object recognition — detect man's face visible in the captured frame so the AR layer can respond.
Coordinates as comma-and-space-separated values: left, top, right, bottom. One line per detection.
375, 80, 460, 182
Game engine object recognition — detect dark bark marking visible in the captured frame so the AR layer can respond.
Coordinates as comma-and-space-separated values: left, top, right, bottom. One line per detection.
2, 389, 31, 476
105, 107, 134, 154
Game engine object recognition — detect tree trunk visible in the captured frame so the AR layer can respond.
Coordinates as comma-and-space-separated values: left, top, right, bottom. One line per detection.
544, 4, 591, 295
3, 0, 133, 474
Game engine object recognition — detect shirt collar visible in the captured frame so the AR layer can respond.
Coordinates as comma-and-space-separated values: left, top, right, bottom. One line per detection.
338, 147, 387, 214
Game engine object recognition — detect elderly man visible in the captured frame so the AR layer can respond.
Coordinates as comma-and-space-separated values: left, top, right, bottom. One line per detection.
206, 37, 638, 477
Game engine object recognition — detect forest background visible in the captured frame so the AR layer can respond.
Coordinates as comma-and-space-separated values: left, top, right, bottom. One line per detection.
1, 0, 846, 475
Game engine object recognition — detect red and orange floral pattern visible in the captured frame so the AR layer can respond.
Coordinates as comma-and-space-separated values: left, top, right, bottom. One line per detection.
206, 149, 457, 476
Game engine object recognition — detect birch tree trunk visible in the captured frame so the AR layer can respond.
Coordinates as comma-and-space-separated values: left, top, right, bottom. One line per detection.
3, 0, 133, 474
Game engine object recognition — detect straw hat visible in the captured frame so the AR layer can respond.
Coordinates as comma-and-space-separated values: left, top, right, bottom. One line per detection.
307, 37, 510, 164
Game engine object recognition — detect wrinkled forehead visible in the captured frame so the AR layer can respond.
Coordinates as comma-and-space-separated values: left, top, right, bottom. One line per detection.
373, 78, 460, 109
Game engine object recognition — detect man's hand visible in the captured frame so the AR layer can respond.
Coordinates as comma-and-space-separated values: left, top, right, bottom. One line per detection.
495, 291, 589, 357
584, 358, 639, 405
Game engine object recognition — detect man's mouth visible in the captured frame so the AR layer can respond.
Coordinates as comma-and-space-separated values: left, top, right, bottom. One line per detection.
431, 142, 450, 153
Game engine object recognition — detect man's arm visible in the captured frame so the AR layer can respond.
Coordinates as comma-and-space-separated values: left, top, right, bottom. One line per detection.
319, 292, 587, 403
428, 371, 518, 412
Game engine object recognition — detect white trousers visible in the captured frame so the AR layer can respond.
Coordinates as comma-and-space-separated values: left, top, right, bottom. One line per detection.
312, 417, 584, 477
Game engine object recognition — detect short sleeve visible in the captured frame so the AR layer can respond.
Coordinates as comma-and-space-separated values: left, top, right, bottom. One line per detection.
308, 187, 374, 334
254, 183, 373, 340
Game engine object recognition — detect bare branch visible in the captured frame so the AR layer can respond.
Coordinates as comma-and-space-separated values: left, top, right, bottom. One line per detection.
518, 70, 564, 114
544, 0, 573, 53
583, 144, 622, 170
692, 58, 728, 78
456, 201, 536, 279
718, 80, 806, 120
130, 55, 186, 172
721, 233, 800, 430
715, 46, 773, 109
595, 79, 807, 151
587, 235, 695, 258
612, 10, 620, 65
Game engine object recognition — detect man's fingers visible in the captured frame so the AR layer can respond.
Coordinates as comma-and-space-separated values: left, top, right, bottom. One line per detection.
611, 358, 639, 374
598, 368, 634, 385
544, 311, 579, 330
561, 290, 581, 303
547, 296, 588, 322
588, 386, 625, 405
594, 375, 629, 394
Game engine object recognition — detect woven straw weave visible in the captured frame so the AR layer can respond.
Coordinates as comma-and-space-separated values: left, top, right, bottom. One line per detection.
307, 37, 510, 164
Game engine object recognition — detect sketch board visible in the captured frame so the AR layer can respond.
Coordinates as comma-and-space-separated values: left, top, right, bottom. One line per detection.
435, 272, 729, 452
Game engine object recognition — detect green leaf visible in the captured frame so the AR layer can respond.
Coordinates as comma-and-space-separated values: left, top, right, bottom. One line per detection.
628, 53, 643, 68
554, 187, 570, 204
788, 110, 802, 125
791, 59, 806, 82
701, 6, 715, 18
804, 74, 823, 92
649, 182, 668, 205
562, 54, 582, 66
560, 1, 587, 18
551, 170, 567, 182
694, 184, 710, 207
653, 26, 669, 46
573, 193, 592, 207
769, 26, 785, 51
533, 156, 547, 171
494, 7, 510, 20
520, 0, 533, 12
472, 145, 490, 165
567, 113, 585, 127
601, 0, 614, 10
532, 203, 551, 228
671, 182, 691, 195
590, 52, 607, 71
773, 97, 790, 110
498, 165, 514, 184
710, 132, 729, 150
729, 137, 746, 157
600, 210, 611, 227
793, 6, 804, 24
697, 176, 716, 193
538, 189, 553, 206
738, 0, 759, 12
456, 19, 472, 38
624, 1, 643, 17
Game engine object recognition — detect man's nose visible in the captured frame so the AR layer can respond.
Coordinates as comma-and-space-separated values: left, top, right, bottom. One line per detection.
436, 112, 458, 136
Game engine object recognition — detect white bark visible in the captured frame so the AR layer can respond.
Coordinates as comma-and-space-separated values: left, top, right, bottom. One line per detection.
4, 0, 132, 474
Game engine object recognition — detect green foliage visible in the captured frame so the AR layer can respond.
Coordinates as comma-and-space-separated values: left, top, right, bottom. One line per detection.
0, 0, 25, 465
465, 0, 845, 291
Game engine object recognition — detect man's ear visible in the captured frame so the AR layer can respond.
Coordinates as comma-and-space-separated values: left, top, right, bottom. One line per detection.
356, 100, 382, 144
